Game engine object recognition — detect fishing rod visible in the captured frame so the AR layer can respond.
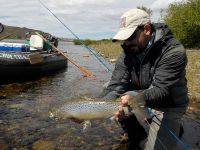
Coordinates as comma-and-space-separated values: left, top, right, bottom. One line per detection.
37, 0, 112, 72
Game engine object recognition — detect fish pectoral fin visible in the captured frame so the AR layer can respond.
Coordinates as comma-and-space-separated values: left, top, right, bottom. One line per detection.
49, 111, 54, 118
82, 120, 92, 133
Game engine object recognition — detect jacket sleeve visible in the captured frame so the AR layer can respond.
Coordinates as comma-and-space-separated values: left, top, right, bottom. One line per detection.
98, 53, 131, 100
139, 46, 187, 107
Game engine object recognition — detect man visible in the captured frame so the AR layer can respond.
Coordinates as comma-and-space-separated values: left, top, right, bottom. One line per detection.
99, 8, 188, 149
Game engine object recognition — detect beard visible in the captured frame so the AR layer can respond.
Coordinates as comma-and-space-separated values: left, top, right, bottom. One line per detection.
122, 43, 144, 54
129, 46, 141, 54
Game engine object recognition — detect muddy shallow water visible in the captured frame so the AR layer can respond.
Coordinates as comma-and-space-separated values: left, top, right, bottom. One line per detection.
0, 41, 200, 150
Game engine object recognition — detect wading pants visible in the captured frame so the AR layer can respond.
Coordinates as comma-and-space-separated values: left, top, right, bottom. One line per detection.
144, 107, 187, 150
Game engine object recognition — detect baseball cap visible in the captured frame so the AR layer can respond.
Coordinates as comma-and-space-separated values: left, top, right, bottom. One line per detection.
113, 8, 150, 42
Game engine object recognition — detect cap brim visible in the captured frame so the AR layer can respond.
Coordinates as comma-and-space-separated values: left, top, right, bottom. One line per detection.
112, 26, 137, 42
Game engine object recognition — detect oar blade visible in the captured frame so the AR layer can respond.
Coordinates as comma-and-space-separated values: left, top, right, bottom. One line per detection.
28, 52, 44, 64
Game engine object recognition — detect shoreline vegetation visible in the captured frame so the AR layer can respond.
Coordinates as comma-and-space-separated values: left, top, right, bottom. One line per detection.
86, 40, 200, 119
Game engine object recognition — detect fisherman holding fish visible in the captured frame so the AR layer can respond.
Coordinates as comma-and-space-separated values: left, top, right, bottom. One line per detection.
99, 8, 189, 149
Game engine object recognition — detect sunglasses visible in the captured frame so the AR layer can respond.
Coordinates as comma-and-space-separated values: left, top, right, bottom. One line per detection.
126, 26, 144, 41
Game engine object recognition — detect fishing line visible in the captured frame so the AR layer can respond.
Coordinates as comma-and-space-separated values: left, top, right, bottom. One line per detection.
38, 0, 112, 72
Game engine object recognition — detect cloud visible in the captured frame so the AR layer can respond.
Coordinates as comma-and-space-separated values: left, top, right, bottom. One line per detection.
151, 0, 183, 10
0, 0, 182, 39
42, 0, 155, 38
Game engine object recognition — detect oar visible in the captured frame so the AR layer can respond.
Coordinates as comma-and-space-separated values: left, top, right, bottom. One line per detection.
35, 32, 93, 78
28, 52, 44, 64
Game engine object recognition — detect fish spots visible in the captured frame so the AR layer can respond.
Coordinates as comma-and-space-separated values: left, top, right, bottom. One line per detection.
52, 101, 119, 120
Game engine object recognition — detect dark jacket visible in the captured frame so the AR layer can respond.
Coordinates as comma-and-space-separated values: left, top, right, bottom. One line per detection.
99, 23, 189, 108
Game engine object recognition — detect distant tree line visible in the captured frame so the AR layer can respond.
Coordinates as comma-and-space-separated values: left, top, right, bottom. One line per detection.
163, 0, 200, 48
73, 39, 112, 46
73, 39, 97, 46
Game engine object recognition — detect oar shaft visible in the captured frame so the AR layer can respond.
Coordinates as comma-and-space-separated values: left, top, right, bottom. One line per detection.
35, 32, 93, 78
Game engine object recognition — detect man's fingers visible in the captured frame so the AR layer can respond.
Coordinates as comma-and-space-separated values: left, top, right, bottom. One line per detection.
115, 95, 133, 121
120, 95, 132, 106
115, 106, 124, 121
118, 105, 123, 112
115, 112, 120, 121
121, 98, 129, 106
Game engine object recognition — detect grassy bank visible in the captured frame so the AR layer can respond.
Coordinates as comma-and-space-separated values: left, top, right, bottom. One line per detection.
90, 41, 122, 60
186, 50, 200, 116
89, 41, 200, 114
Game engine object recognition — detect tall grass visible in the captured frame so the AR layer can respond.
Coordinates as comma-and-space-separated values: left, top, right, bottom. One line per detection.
186, 50, 200, 104
90, 41, 122, 60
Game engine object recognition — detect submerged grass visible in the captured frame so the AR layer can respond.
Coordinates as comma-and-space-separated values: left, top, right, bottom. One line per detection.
90, 41, 200, 114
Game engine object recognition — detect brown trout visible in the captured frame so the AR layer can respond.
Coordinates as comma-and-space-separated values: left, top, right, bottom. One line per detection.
50, 99, 150, 121
50, 101, 118, 120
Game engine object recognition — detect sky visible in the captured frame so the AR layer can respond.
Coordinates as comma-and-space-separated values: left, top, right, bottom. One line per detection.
0, 0, 183, 39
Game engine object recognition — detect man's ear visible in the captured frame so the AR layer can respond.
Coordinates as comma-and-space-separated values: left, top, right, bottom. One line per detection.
143, 24, 151, 36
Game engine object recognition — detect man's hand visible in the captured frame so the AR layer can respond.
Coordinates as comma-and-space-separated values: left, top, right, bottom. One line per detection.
120, 94, 133, 106
115, 94, 134, 121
